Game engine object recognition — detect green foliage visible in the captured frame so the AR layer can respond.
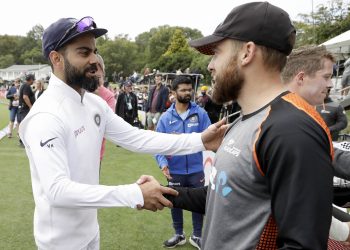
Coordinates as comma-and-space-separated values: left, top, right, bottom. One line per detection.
147, 26, 175, 65
158, 51, 193, 73
2, 1, 350, 82
99, 36, 139, 81
0, 35, 22, 67
21, 47, 43, 65
295, 0, 350, 47
26, 24, 44, 41
190, 52, 212, 83
164, 29, 191, 56
0, 54, 15, 68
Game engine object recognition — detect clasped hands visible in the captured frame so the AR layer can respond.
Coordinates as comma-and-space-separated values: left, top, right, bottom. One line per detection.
136, 175, 177, 212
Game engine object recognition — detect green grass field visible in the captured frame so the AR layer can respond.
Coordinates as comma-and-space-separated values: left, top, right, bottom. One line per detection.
0, 100, 196, 250
2, 95, 350, 250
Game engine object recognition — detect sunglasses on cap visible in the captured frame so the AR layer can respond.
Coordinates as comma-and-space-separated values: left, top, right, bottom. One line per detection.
54, 16, 96, 51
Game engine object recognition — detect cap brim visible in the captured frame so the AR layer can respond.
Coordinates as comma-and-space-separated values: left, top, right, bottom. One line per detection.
189, 35, 225, 55
60, 28, 108, 48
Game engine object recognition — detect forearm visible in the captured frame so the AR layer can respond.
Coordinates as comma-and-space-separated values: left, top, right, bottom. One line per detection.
333, 147, 350, 180
23, 95, 32, 108
45, 179, 143, 208
329, 122, 347, 133
105, 110, 205, 154
164, 186, 207, 214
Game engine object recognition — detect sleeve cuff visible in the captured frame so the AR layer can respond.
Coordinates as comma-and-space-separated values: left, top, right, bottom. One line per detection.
120, 183, 144, 209
192, 132, 206, 151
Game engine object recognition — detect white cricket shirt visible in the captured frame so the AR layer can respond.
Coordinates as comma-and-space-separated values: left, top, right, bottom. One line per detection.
19, 73, 205, 250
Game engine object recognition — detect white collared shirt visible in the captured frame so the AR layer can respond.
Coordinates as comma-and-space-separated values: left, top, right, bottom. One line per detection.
19, 73, 204, 250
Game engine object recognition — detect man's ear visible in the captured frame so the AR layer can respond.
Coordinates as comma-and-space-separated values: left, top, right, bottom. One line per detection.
49, 51, 62, 66
240, 42, 257, 66
295, 71, 305, 86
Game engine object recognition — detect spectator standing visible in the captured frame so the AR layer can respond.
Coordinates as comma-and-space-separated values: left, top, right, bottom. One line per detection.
341, 58, 350, 97
95, 54, 116, 112
34, 79, 45, 100
18, 73, 35, 147
155, 75, 211, 249
145, 73, 169, 130
6, 78, 20, 138
316, 87, 348, 141
165, 84, 175, 109
95, 54, 116, 163
196, 86, 209, 108
196, 85, 223, 123
116, 81, 138, 126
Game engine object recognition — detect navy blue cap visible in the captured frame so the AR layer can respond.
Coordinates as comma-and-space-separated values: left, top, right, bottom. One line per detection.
42, 17, 108, 59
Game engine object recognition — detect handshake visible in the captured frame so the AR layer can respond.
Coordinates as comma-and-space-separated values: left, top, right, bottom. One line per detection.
136, 175, 177, 212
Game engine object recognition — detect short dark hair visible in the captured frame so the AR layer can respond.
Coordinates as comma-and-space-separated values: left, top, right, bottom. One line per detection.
25, 74, 35, 81
171, 75, 192, 91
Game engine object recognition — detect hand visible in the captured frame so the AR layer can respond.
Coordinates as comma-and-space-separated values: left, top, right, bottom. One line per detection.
138, 175, 178, 212
136, 175, 153, 185
201, 117, 229, 152
161, 166, 172, 180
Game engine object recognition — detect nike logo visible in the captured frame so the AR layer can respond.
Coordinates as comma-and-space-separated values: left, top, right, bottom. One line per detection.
40, 137, 58, 147
169, 120, 176, 125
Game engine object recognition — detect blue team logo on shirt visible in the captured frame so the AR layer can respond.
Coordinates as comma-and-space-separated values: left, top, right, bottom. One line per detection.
209, 166, 233, 197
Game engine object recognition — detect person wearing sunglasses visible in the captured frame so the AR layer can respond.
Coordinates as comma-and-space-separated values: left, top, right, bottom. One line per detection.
18, 16, 228, 250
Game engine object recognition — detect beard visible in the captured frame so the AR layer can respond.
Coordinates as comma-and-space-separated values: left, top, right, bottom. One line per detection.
177, 94, 191, 104
211, 55, 244, 104
64, 57, 99, 92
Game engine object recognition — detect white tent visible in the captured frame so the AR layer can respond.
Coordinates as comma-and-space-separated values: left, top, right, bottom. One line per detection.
321, 30, 350, 59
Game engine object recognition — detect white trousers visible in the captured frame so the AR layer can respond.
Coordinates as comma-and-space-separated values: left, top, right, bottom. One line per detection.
38, 231, 100, 250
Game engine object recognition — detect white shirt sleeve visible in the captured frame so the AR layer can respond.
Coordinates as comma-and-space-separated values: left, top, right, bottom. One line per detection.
21, 113, 144, 209
104, 106, 205, 154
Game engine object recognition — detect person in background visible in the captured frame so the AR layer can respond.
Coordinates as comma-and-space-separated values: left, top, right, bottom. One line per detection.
145, 73, 169, 130
116, 80, 138, 126
95, 54, 116, 163
18, 73, 35, 147
165, 84, 175, 109
282, 45, 350, 248
95, 54, 116, 112
34, 79, 45, 100
155, 75, 211, 249
6, 78, 20, 138
196, 85, 223, 123
316, 87, 348, 141
196, 85, 209, 108
19, 16, 228, 250
341, 58, 350, 97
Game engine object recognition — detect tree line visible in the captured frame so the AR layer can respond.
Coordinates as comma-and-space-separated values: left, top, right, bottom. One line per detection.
0, 0, 349, 84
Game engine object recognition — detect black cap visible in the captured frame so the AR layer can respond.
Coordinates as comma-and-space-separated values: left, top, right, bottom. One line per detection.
42, 17, 108, 59
189, 2, 295, 55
